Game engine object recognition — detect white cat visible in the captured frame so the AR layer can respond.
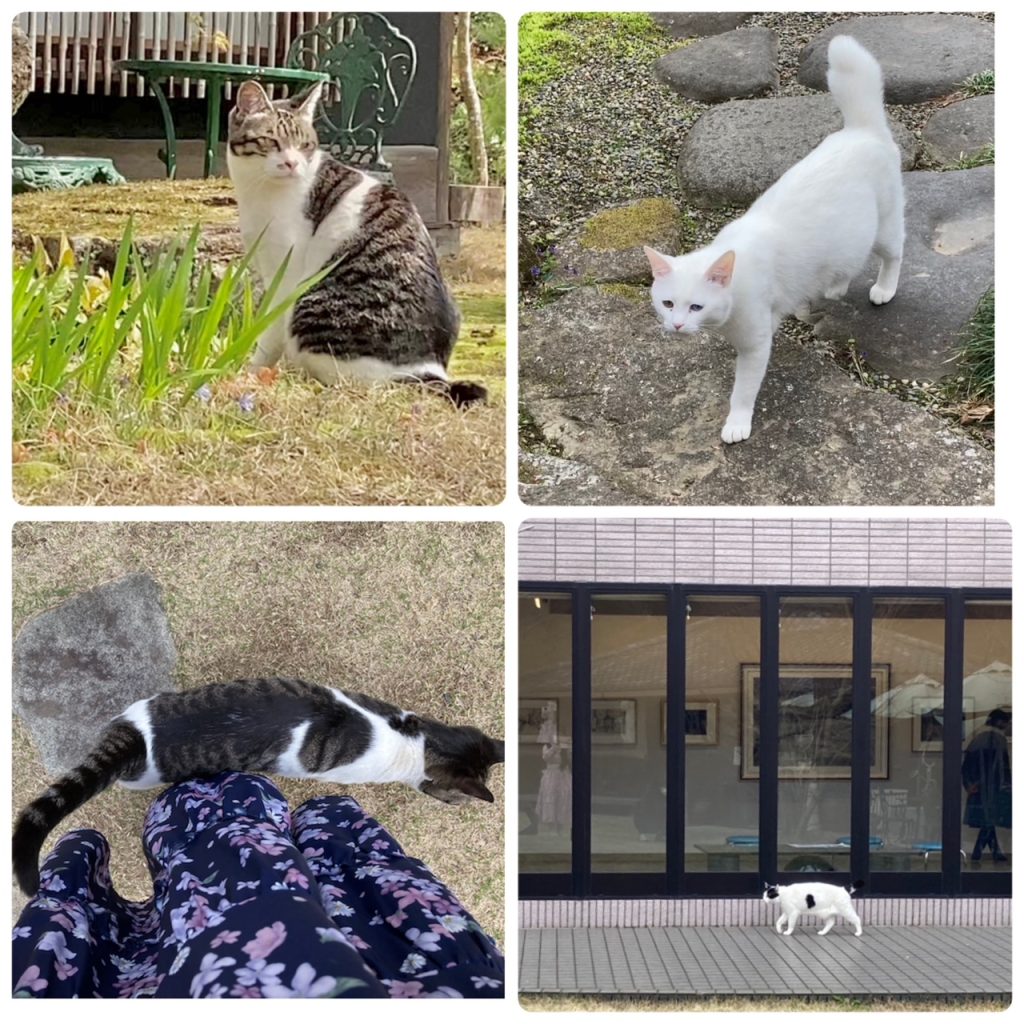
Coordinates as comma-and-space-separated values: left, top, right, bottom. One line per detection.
645, 35, 904, 443
763, 881, 864, 936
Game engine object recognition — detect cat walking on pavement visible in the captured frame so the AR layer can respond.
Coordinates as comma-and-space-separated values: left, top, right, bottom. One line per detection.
645, 35, 904, 444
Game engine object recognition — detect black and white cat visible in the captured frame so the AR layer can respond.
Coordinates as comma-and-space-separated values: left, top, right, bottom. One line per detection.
763, 880, 864, 936
227, 80, 486, 406
645, 35, 904, 443
13, 678, 504, 895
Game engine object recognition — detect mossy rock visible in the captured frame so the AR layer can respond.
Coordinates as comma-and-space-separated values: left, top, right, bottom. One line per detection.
547, 198, 693, 286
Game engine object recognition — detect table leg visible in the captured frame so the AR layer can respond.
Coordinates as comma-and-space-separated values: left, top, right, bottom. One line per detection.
149, 77, 178, 180
204, 81, 223, 177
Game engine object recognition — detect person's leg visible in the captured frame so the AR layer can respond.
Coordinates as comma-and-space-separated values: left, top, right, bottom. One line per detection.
141, 772, 388, 998
293, 795, 504, 997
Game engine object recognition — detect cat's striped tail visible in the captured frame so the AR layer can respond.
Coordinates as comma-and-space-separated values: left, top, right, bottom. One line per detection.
13, 720, 147, 896
826, 35, 891, 139
411, 376, 489, 408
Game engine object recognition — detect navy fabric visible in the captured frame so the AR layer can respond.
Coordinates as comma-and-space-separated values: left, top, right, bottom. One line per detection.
12, 772, 503, 998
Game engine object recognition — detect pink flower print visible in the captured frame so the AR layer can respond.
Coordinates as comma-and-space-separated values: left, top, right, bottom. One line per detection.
229, 984, 263, 998
242, 921, 288, 960
210, 929, 241, 948
54, 961, 78, 981
472, 975, 502, 990
236, 959, 286, 989
282, 867, 310, 888
406, 928, 442, 952
387, 979, 428, 997
386, 910, 408, 929
372, 839, 390, 851
14, 965, 48, 995
263, 962, 338, 998
189, 953, 236, 998
394, 887, 438, 912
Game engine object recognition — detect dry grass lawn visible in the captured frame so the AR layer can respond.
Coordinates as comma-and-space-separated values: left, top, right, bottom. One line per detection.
521, 994, 1010, 1012
11, 522, 505, 946
12, 184, 506, 506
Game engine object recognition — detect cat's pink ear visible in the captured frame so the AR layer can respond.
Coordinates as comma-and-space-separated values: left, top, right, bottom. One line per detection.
456, 777, 495, 803
291, 81, 324, 120
643, 246, 673, 279
235, 80, 273, 116
706, 250, 735, 287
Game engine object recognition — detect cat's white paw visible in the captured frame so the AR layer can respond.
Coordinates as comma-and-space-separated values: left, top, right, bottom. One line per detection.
721, 419, 752, 444
854, 929, 863, 937
869, 283, 896, 305
824, 280, 850, 300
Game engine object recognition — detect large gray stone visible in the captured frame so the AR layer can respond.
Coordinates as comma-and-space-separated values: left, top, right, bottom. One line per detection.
14, 573, 177, 774
922, 94, 994, 166
651, 13, 754, 38
813, 167, 993, 382
655, 27, 778, 103
519, 288, 993, 506
677, 95, 917, 207
798, 15, 994, 105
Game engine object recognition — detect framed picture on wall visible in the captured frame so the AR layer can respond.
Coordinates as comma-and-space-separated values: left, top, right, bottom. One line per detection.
518, 698, 559, 744
591, 699, 636, 745
659, 700, 719, 746
911, 696, 974, 751
741, 663, 890, 779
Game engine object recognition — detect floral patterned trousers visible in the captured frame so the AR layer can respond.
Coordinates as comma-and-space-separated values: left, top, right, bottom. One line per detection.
13, 772, 504, 998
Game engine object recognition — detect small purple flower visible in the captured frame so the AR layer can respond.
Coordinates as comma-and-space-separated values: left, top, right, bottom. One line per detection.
196, 384, 212, 404
238, 393, 255, 413
530, 266, 541, 279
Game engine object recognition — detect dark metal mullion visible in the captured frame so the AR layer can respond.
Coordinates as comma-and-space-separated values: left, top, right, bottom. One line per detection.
570, 584, 593, 897
666, 587, 686, 893
941, 591, 966, 895
758, 592, 779, 881
850, 590, 873, 885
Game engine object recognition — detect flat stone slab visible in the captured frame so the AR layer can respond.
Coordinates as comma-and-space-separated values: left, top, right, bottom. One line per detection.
650, 13, 753, 39
14, 573, 178, 774
520, 926, 1011, 996
519, 288, 993, 506
798, 15, 994, 105
813, 167, 993, 382
546, 198, 689, 287
678, 95, 917, 207
922, 94, 994, 165
521, 453, 638, 505
655, 27, 778, 103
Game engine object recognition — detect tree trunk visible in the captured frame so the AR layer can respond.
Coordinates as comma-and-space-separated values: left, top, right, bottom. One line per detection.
455, 12, 488, 187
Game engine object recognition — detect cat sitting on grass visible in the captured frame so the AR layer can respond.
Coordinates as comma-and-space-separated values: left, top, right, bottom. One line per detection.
227, 80, 486, 407
763, 880, 864, 937
645, 35, 904, 443
13, 678, 504, 896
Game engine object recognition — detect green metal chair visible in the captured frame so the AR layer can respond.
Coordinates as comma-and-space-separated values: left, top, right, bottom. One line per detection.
286, 13, 417, 180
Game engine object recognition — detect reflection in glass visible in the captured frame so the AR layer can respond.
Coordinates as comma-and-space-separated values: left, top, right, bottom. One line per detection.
871, 598, 945, 872
685, 596, 760, 873
591, 594, 666, 874
962, 601, 1011, 872
777, 598, 854, 874
519, 593, 572, 873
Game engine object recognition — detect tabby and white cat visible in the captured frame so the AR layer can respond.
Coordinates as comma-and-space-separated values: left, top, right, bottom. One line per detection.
763, 880, 864, 936
13, 678, 504, 895
227, 80, 486, 407
645, 35, 904, 443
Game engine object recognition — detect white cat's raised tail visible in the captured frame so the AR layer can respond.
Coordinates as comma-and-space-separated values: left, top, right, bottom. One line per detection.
646, 35, 904, 444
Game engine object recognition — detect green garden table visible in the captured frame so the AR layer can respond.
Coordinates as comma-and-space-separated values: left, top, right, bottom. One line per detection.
115, 60, 329, 179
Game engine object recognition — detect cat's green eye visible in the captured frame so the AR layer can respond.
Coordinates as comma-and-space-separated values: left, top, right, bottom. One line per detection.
662, 300, 673, 309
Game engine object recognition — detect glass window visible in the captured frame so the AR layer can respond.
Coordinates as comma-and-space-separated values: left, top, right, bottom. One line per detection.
871, 598, 946, 873
519, 592, 572, 874
962, 600, 1011, 872
685, 595, 760, 873
776, 597, 855, 874
591, 594, 666, 874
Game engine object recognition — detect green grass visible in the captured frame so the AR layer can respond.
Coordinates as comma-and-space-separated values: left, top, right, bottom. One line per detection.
947, 288, 994, 403
521, 994, 1010, 1012
519, 12, 664, 105
962, 69, 994, 96
956, 143, 994, 169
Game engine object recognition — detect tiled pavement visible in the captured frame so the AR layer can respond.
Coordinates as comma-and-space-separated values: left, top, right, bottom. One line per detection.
519, 926, 1012, 996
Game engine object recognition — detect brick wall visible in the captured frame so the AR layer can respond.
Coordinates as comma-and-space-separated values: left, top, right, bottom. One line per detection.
519, 519, 1011, 588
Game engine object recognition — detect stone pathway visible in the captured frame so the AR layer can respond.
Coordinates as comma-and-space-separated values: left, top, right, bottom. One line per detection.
13, 573, 177, 773
520, 926, 1011, 996
521, 13, 995, 503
